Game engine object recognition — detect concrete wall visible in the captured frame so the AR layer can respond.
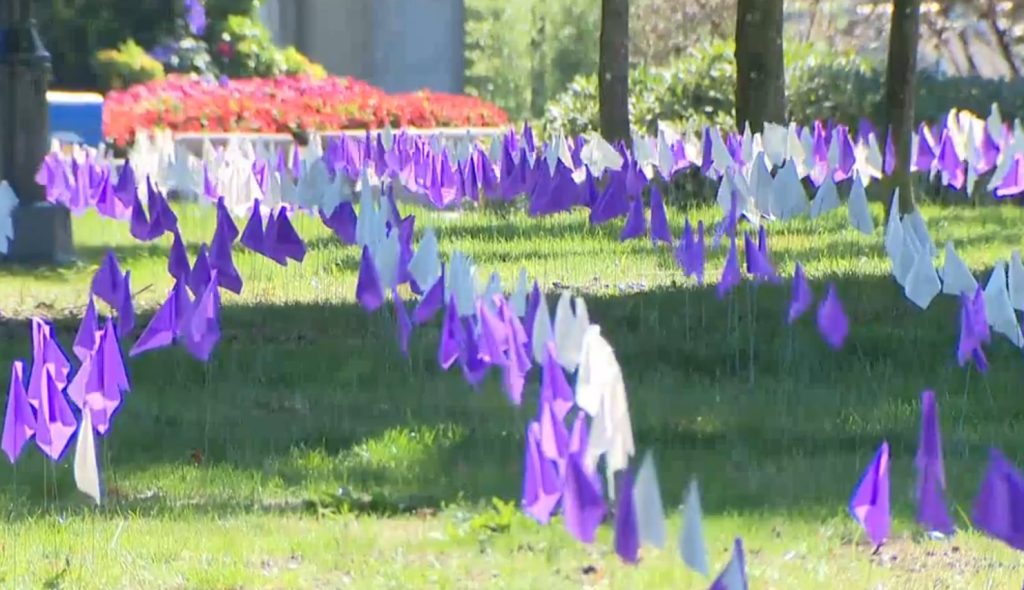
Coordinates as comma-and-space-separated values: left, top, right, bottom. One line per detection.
264, 0, 465, 94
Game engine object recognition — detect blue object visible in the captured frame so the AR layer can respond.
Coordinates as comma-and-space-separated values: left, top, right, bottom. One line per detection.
47, 91, 104, 146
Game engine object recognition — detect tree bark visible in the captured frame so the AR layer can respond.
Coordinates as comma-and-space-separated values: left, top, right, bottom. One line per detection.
734, 0, 786, 134
884, 0, 921, 216
599, 0, 631, 147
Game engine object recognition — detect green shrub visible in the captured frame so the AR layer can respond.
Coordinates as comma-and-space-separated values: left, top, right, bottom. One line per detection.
543, 40, 1024, 136
211, 15, 326, 80
281, 46, 328, 79
93, 39, 166, 91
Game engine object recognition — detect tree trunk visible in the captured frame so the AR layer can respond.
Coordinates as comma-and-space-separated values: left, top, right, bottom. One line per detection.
884, 0, 921, 216
599, 0, 631, 147
734, 0, 786, 134
985, 0, 1022, 78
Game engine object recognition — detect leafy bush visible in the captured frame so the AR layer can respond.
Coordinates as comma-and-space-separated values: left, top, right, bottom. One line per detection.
36, 0, 177, 90
465, 0, 599, 122
103, 75, 510, 147
544, 40, 1024, 136
93, 40, 167, 91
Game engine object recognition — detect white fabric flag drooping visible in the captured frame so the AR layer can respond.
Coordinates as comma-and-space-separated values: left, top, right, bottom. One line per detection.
939, 240, 977, 297
0, 181, 17, 255
74, 409, 102, 505
576, 325, 635, 497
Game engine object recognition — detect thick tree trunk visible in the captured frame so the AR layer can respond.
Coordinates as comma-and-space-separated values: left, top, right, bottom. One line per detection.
884, 0, 921, 216
599, 0, 631, 147
734, 0, 786, 134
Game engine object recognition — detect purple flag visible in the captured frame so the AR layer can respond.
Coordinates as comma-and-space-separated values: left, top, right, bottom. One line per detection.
168, 228, 191, 280
26, 318, 72, 411
438, 298, 461, 370
708, 538, 748, 590
614, 467, 641, 564
181, 271, 222, 363
649, 186, 672, 245
356, 245, 384, 312
620, 194, 647, 241
34, 366, 77, 462
131, 281, 191, 357
849, 441, 891, 548
1, 360, 34, 463
957, 291, 989, 373
787, 262, 813, 324
972, 447, 1024, 551
522, 421, 562, 524
269, 208, 307, 263
91, 251, 124, 309
209, 221, 244, 295
241, 200, 267, 255
67, 318, 129, 435
540, 341, 574, 421
188, 244, 213, 298
73, 296, 100, 362
320, 202, 358, 246
215, 198, 239, 243
817, 283, 849, 349
717, 236, 741, 299
915, 390, 953, 534
413, 264, 445, 325
562, 451, 606, 544
116, 270, 135, 338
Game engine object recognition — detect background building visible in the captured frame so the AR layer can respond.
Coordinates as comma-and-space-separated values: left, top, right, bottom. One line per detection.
258, 0, 466, 94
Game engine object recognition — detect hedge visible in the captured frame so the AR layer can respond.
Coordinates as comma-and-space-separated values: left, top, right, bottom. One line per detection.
543, 40, 1024, 137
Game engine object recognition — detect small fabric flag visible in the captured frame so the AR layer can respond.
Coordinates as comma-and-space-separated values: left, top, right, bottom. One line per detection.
34, 366, 77, 462
972, 447, 1024, 551
116, 270, 135, 338
614, 467, 641, 564
521, 421, 562, 524
649, 186, 672, 245
708, 538, 748, 590
168, 228, 191, 280
241, 200, 267, 254
437, 297, 461, 370
680, 479, 709, 577
540, 341, 575, 421
210, 220, 243, 295
717, 236, 741, 299
849, 440, 891, 548
1, 360, 34, 463
356, 245, 384, 312
957, 290, 989, 373
817, 283, 849, 349
91, 251, 124, 309
181, 271, 222, 363
633, 450, 667, 550
270, 208, 308, 264
413, 265, 445, 325
73, 407, 102, 505
73, 296, 100, 362
131, 281, 190, 358
915, 390, 953, 535
788, 262, 813, 323
620, 194, 647, 241
561, 451, 606, 544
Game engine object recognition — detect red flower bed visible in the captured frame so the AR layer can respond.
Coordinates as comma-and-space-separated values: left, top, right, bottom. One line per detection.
103, 74, 509, 147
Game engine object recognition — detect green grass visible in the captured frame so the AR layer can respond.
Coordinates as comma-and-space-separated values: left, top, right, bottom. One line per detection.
2, 199, 1024, 588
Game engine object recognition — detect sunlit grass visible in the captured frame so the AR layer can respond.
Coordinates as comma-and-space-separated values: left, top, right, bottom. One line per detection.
1, 199, 1024, 588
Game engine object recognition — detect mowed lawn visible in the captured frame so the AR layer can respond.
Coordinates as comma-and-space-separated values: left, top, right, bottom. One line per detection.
2, 197, 1024, 589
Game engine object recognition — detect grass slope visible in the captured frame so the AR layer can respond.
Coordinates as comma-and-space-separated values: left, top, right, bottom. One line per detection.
1, 200, 1024, 589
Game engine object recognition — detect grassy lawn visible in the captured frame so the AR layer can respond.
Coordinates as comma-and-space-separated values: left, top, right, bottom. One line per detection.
2, 199, 1024, 588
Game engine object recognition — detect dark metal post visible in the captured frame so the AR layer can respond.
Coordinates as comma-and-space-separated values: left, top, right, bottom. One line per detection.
0, 0, 74, 265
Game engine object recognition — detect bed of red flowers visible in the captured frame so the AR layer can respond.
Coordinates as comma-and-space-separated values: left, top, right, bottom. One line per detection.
103, 74, 510, 147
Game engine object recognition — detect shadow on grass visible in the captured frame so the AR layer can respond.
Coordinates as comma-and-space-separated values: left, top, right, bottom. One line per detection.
2, 267, 1023, 526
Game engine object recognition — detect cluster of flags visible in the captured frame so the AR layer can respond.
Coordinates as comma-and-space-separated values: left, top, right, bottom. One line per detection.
6, 108, 1024, 585
849, 390, 1024, 561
